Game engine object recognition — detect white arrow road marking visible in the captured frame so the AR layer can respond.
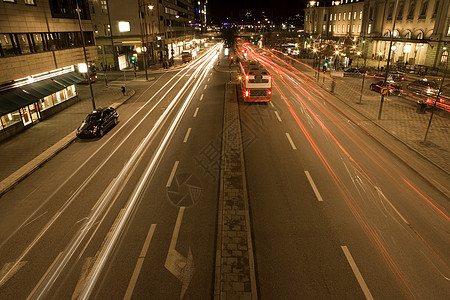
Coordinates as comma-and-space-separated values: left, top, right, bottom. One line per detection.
0, 261, 27, 288
71, 257, 95, 300
164, 207, 195, 300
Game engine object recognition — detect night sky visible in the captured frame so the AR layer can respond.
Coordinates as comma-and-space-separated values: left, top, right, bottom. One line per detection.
208, 0, 307, 23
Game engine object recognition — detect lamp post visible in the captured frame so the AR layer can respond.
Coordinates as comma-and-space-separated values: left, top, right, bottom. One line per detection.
378, 0, 399, 120
138, 0, 150, 80
424, 59, 448, 142
75, 2, 96, 110
356, 51, 361, 67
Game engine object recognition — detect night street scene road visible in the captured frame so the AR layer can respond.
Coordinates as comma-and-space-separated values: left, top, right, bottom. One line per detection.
0, 0, 449, 299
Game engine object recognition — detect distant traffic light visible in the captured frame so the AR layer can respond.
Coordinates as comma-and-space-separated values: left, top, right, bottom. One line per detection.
131, 56, 136, 64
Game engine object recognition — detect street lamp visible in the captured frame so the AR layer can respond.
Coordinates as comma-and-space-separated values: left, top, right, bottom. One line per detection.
424, 59, 448, 142
356, 51, 361, 67
75, 3, 96, 110
378, 0, 400, 120
138, 0, 150, 80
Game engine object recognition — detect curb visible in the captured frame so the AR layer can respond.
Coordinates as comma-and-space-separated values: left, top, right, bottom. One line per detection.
310, 75, 450, 198
0, 89, 136, 198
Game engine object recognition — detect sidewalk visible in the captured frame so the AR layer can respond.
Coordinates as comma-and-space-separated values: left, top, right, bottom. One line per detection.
0, 79, 135, 196
291, 57, 450, 175
0, 51, 189, 197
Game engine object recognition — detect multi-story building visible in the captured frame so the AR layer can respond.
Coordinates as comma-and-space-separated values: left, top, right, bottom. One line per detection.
0, 0, 97, 141
194, 0, 207, 34
89, 0, 163, 70
304, 0, 450, 71
90, 0, 196, 70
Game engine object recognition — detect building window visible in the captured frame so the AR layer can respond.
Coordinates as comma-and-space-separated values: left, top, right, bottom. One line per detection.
419, 0, 428, 19
441, 51, 448, 64
433, 0, 440, 17
358, 24, 361, 33
16, 34, 31, 54
347, 24, 350, 32
0, 34, 16, 56
339, 13, 341, 20
24, 0, 35, 5
334, 13, 337, 20
103, 24, 111, 36
447, 24, 450, 36
343, 13, 346, 20
407, 0, 416, 19
342, 25, 345, 33
101, 0, 107, 13
337, 25, 340, 33
329, 25, 332, 32
367, 23, 372, 34
397, 1, 404, 19
2, 0, 17, 3
323, 25, 326, 32
324, 14, 327, 21
348, 12, 351, 20
333, 25, 336, 32
31, 33, 44, 52
359, 11, 362, 20
353, 11, 357, 20
352, 24, 355, 33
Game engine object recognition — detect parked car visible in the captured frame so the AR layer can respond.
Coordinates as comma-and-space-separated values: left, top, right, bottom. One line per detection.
370, 80, 403, 96
343, 67, 363, 77
76, 107, 119, 138
406, 79, 439, 96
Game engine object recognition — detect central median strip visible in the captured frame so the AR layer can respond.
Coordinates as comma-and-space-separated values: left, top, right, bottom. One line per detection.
215, 83, 257, 299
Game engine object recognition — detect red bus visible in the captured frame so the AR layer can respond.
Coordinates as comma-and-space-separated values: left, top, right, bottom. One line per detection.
239, 61, 272, 102
76, 62, 97, 84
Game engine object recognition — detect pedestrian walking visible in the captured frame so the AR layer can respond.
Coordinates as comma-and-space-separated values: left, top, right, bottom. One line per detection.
121, 86, 126, 96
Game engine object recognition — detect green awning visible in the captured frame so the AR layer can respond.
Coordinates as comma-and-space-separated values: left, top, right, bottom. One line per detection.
21, 79, 66, 98
0, 88, 39, 115
0, 73, 79, 116
51, 72, 85, 87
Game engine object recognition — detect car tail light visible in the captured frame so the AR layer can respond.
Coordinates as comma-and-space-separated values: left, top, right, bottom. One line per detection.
268, 90, 272, 95
245, 75, 249, 80
245, 90, 249, 97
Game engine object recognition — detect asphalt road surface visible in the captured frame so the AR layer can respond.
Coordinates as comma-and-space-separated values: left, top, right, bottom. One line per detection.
239, 44, 449, 299
0, 42, 448, 299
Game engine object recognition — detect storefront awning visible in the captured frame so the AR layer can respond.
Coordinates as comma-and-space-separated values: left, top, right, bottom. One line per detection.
21, 79, 66, 99
0, 88, 40, 116
51, 72, 85, 87
0, 73, 81, 116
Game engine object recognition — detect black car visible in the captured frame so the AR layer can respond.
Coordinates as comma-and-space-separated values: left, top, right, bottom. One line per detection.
406, 80, 439, 96
370, 80, 403, 96
76, 107, 119, 138
343, 67, 365, 77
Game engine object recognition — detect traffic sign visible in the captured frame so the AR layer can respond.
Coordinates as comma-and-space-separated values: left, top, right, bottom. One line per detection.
387, 74, 393, 81
380, 87, 389, 95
